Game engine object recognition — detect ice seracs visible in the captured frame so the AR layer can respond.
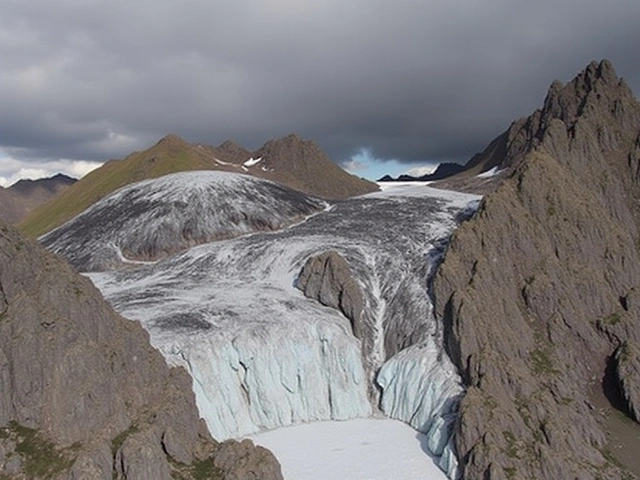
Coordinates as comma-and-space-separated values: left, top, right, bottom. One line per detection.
377, 339, 463, 478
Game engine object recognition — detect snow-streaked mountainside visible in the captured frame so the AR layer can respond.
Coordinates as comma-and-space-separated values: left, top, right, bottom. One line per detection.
41, 171, 327, 271
79, 179, 480, 479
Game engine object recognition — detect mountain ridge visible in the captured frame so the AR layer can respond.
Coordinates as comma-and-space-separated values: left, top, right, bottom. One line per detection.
433, 59, 640, 479
20, 134, 378, 238
433, 59, 639, 193
0, 174, 76, 225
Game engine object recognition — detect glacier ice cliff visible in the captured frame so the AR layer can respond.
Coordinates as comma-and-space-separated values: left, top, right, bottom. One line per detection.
84, 179, 480, 478
377, 340, 463, 478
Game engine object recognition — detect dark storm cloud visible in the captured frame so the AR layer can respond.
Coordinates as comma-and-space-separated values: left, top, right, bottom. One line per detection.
1, 0, 639, 175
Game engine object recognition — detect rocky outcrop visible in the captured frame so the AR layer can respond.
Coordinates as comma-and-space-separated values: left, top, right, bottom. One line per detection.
296, 250, 365, 337
213, 439, 285, 480
615, 341, 640, 422
0, 221, 282, 479
433, 60, 640, 479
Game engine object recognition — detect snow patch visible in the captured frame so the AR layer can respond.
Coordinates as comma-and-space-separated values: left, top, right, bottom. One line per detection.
477, 166, 502, 178
214, 157, 235, 166
244, 156, 262, 167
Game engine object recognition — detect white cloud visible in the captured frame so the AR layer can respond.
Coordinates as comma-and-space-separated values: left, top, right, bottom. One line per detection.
405, 166, 436, 177
343, 159, 367, 172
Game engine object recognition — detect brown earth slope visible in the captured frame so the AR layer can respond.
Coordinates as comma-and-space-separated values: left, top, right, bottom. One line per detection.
433, 60, 640, 479
20, 134, 377, 237
0, 221, 282, 479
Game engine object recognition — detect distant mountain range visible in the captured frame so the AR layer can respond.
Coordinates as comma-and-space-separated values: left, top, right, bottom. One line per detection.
0, 174, 76, 224
20, 133, 378, 237
377, 162, 466, 182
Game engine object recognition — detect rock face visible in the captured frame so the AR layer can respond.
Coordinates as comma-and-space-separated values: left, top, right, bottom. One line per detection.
0, 221, 282, 479
41, 170, 327, 272
433, 60, 640, 479
296, 251, 365, 337
615, 341, 640, 423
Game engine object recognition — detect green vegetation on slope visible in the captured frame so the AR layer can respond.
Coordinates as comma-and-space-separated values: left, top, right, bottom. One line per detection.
19, 135, 216, 237
0, 421, 78, 478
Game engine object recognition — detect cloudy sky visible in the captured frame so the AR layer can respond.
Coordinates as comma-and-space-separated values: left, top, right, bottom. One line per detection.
1, 0, 639, 185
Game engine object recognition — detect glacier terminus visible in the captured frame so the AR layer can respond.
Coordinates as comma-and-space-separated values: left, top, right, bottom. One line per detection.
60, 172, 482, 479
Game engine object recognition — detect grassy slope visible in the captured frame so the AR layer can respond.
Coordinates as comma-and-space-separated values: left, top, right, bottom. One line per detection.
20, 134, 379, 237
19, 137, 216, 237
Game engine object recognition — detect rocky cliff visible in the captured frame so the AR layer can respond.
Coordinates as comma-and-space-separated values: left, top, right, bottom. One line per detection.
0, 221, 282, 479
296, 250, 365, 338
433, 60, 640, 479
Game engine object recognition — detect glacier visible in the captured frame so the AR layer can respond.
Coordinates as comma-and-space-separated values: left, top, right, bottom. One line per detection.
41, 170, 327, 271
81, 176, 480, 478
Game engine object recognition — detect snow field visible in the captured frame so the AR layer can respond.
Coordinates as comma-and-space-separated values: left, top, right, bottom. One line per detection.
249, 418, 448, 480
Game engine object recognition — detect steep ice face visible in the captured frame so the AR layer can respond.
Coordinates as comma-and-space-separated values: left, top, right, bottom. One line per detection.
85, 182, 480, 477
41, 170, 326, 272
377, 340, 463, 479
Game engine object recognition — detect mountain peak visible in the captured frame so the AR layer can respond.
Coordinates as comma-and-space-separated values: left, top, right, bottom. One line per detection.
431, 60, 640, 193
283, 132, 304, 142
541, 59, 634, 122
156, 133, 188, 146
216, 140, 251, 164
585, 58, 617, 85
218, 139, 245, 151
263, 133, 308, 149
